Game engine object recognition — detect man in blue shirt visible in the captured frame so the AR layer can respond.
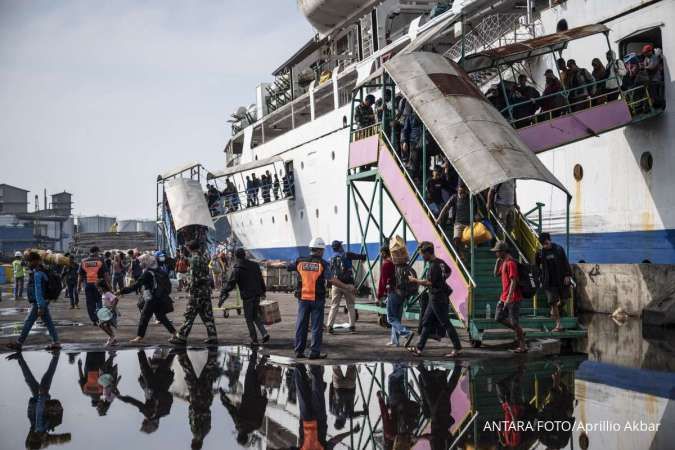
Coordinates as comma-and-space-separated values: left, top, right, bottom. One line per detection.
6, 251, 61, 351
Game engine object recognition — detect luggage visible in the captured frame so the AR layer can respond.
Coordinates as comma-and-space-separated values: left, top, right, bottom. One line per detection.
43, 268, 63, 301
516, 262, 540, 299
259, 300, 281, 325
461, 221, 493, 245
389, 235, 409, 265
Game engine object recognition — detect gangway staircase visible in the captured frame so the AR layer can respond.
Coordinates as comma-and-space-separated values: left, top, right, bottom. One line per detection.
348, 51, 586, 347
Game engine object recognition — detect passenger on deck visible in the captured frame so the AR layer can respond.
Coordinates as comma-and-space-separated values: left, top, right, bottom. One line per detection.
402, 113, 424, 183
591, 58, 607, 104
354, 94, 376, 130
273, 174, 280, 200
488, 180, 517, 235
539, 69, 566, 119
604, 50, 625, 101
511, 75, 540, 127
566, 59, 595, 111
251, 173, 261, 206
642, 44, 665, 108
426, 167, 446, 217
262, 170, 272, 203
556, 58, 569, 89
281, 171, 290, 198
245, 176, 254, 207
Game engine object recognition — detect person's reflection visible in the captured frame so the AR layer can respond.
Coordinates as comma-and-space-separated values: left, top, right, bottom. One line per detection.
495, 364, 537, 449
537, 364, 574, 449
291, 364, 358, 450
223, 352, 243, 395
116, 350, 176, 434
329, 365, 357, 431
378, 363, 420, 450
7, 351, 72, 449
77, 351, 118, 415
177, 349, 220, 450
417, 363, 462, 450
220, 349, 268, 447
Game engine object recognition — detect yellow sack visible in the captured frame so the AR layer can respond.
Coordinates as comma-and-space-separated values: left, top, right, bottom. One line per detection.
461, 221, 492, 245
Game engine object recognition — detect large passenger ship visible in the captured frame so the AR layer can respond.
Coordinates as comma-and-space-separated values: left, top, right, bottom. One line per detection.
164, 0, 674, 265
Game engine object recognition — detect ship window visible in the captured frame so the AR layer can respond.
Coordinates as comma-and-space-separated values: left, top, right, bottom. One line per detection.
619, 26, 663, 59
338, 71, 358, 107
334, 205, 338, 214
272, 216, 275, 224
573, 164, 583, 181
640, 152, 653, 172
252, 125, 263, 147
292, 94, 311, 128
556, 19, 568, 32
301, 161, 304, 170
300, 210, 304, 219
284, 214, 288, 222
315, 209, 319, 218
331, 151, 335, 161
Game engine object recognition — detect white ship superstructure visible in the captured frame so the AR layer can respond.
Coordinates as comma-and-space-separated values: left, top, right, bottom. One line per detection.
188, 0, 673, 264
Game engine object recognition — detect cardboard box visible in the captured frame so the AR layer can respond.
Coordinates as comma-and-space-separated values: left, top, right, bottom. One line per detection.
259, 300, 281, 325
260, 365, 282, 388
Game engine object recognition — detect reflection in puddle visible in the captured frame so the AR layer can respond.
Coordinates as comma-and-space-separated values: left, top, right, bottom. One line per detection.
0, 307, 30, 317
0, 344, 672, 450
0, 320, 84, 338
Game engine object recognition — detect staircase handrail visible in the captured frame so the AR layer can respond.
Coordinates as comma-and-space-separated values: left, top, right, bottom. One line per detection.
379, 130, 476, 288
473, 194, 529, 263
445, 13, 524, 61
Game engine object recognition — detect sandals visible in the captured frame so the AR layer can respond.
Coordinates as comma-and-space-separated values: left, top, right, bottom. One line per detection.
512, 347, 528, 354
552, 327, 564, 332
407, 346, 423, 357
445, 350, 461, 358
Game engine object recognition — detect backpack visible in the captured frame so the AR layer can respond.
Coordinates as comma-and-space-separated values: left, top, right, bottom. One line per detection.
148, 269, 172, 301
176, 258, 188, 273
392, 266, 418, 298
516, 262, 540, 299
329, 255, 351, 283
43, 268, 63, 301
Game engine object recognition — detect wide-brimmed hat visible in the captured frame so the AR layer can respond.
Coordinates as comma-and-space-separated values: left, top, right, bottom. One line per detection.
490, 241, 510, 252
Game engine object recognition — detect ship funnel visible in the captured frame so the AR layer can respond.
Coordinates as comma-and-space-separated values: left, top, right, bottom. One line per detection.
298, 0, 381, 36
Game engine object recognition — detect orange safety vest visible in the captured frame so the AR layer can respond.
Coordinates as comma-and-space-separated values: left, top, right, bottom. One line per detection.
81, 258, 104, 284
295, 257, 326, 301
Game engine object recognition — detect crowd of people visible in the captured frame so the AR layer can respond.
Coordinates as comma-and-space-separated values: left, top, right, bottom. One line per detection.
487, 45, 665, 128
205, 168, 295, 216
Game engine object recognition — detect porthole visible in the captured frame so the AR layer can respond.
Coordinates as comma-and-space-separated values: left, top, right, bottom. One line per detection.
300, 210, 304, 219
285, 214, 288, 222
260, 218, 263, 225
556, 19, 568, 32
255, 155, 258, 160
642, 259, 652, 264
334, 205, 338, 214
315, 209, 319, 218
342, 116, 348, 127
301, 161, 305, 169
272, 216, 275, 224
573, 164, 583, 181
640, 152, 653, 172
331, 151, 335, 161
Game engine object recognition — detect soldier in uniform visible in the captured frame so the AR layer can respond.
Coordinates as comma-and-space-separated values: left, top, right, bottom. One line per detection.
170, 240, 218, 346
176, 349, 220, 450
354, 94, 376, 129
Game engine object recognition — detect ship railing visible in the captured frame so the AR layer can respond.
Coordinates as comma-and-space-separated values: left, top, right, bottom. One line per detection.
350, 123, 381, 143
209, 182, 295, 217
445, 13, 526, 61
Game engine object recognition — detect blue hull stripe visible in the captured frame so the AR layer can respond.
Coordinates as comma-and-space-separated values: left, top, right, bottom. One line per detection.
247, 229, 675, 264
576, 360, 675, 399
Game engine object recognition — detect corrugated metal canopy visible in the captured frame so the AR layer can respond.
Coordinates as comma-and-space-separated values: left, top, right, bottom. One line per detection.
384, 52, 569, 196
158, 161, 203, 181
208, 155, 284, 180
461, 23, 609, 73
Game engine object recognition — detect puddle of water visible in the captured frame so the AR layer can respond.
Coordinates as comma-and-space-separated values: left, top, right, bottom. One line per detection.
0, 307, 29, 316
0, 320, 84, 337
0, 337, 672, 450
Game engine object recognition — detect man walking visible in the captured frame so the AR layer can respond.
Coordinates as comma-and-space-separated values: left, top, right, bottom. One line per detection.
326, 240, 366, 334
62, 257, 79, 309
12, 251, 26, 299
290, 237, 354, 360
170, 240, 218, 346
78, 246, 108, 325
488, 180, 518, 235
536, 233, 572, 332
220, 248, 270, 345
6, 251, 61, 351
408, 242, 461, 358
492, 241, 527, 353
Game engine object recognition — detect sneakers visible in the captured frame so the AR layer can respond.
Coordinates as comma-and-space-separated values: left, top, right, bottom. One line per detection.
386, 342, 398, 347
105, 337, 118, 347
261, 334, 270, 344
308, 353, 327, 360
129, 336, 144, 344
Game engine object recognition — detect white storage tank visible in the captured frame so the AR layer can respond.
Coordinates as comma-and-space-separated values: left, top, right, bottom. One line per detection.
117, 220, 140, 232
137, 220, 157, 235
77, 216, 117, 233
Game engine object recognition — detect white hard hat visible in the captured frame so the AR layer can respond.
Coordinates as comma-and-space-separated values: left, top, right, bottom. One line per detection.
308, 237, 326, 249
15, 251, 22, 257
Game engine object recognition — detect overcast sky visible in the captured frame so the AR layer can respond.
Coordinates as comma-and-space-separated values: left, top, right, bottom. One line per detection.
0, 1, 314, 219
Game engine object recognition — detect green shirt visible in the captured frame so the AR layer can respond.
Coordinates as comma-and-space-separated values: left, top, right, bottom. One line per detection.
12, 259, 25, 278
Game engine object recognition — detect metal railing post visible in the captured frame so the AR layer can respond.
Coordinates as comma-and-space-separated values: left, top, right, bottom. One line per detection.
422, 124, 428, 198
469, 192, 475, 279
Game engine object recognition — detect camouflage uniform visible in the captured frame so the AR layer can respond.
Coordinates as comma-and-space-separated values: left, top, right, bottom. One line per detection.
177, 350, 220, 448
176, 252, 218, 340
354, 103, 375, 129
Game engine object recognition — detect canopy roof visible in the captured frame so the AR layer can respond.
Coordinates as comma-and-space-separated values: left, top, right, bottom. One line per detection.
208, 155, 284, 180
384, 52, 569, 196
158, 161, 204, 182
461, 23, 609, 73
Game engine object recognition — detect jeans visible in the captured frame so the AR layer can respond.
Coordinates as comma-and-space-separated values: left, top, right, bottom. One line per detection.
417, 300, 461, 351
295, 365, 327, 446
386, 292, 410, 345
19, 303, 59, 344
67, 283, 79, 307
84, 283, 102, 324
243, 296, 267, 342
14, 276, 24, 298
112, 273, 125, 293
295, 299, 325, 356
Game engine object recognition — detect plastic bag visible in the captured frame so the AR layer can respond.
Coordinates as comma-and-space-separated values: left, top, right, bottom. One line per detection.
462, 221, 493, 245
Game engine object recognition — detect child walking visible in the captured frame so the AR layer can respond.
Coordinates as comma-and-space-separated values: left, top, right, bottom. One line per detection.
97, 280, 119, 347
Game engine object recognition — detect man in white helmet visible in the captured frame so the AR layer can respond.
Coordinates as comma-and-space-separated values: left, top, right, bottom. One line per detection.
289, 237, 353, 359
